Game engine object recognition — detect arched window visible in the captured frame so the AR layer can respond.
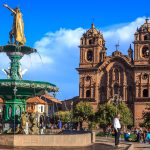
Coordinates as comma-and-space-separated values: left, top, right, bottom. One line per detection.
114, 84, 119, 94
143, 73, 148, 80
144, 34, 149, 40
114, 68, 119, 81
16, 105, 21, 116
142, 46, 149, 58
89, 39, 93, 45
101, 86, 105, 93
143, 89, 148, 97
87, 50, 93, 62
86, 76, 91, 81
86, 90, 91, 98
129, 86, 132, 91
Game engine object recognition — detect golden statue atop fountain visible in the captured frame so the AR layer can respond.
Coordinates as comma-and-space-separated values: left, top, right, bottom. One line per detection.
3, 4, 26, 45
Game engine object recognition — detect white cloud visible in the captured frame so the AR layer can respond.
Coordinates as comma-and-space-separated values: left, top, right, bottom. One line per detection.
0, 17, 147, 99
103, 17, 145, 54
104, 17, 145, 40
34, 28, 84, 52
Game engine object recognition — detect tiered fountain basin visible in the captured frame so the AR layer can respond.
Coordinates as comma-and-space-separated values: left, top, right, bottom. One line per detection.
0, 44, 58, 122
0, 44, 37, 54
0, 79, 58, 99
0, 80, 58, 122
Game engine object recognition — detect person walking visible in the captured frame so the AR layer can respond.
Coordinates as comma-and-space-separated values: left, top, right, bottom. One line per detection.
58, 120, 62, 130
113, 114, 121, 147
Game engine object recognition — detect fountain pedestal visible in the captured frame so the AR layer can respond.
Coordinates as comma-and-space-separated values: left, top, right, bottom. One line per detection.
0, 133, 93, 147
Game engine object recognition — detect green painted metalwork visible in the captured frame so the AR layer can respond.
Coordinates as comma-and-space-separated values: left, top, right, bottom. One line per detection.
4, 98, 26, 122
0, 44, 58, 122
9, 55, 22, 80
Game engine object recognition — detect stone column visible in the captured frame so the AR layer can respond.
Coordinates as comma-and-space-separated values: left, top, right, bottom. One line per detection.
83, 86, 85, 98
107, 71, 110, 99
93, 83, 96, 99
123, 71, 127, 101
139, 74, 142, 97
123, 85, 126, 100
95, 83, 99, 102
82, 49, 84, 63
91, 87, 93, 98
95, 74, 100, 102
125, 86, 127, 101
79, 86, 82, 98
80, 48, 82, 63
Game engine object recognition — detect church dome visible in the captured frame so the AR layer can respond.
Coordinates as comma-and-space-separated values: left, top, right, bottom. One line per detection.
138, 18, 150, 32
83, 23, 104, 39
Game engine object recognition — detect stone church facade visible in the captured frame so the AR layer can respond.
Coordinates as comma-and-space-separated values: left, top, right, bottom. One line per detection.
77, 19, 150, 126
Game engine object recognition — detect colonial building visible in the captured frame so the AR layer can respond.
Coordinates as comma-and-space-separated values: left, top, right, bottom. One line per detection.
27, 94, 62, 115
77, 19, 150, 126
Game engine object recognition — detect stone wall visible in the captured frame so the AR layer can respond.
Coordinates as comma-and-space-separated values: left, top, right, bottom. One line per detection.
0, 133, 93, 147
134, 102, 150, 126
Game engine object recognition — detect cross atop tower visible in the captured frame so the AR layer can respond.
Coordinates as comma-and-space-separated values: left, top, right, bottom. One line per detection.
115, 41, 120, 51
145, 13, 149, 23
145, 18, 149, 24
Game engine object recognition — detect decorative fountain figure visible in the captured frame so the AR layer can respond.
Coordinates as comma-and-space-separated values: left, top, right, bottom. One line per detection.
3, 4, 26, 45
29, 112, 39, 134
20, 112, 28, 134
0, 4, 58, 133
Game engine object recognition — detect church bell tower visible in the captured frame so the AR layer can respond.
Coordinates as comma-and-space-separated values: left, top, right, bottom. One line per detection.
79, 23, 106, 68
134, 18, 150, 65
77, 23, 106, 104
133, 18, 150, 125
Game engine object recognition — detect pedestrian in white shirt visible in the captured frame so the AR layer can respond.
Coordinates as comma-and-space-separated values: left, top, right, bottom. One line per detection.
113, 113, 121, 147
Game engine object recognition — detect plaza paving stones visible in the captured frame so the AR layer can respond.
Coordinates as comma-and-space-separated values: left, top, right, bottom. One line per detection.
132, 142, 150, 150
0, 144, 118, 150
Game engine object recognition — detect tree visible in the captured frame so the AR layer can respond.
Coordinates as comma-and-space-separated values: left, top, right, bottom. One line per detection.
95, 103, 116, 127
142, 104, 150, 128
55, 111, 71, 123
117, 102, 133, 126
73, 101, 94, 122
96, 102, 133, 128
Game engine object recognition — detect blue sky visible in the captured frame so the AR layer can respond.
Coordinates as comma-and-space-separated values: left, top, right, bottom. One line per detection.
0, 0, 149, 100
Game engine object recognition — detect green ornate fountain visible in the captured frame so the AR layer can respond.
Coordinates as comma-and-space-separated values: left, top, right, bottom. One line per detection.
0, 4, 58, 123
0, 4, 93, 148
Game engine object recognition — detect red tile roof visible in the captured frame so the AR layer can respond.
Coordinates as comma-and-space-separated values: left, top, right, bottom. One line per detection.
27, 97, 46, 104
41, 94, 62, 104
0, 98, 3, 103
